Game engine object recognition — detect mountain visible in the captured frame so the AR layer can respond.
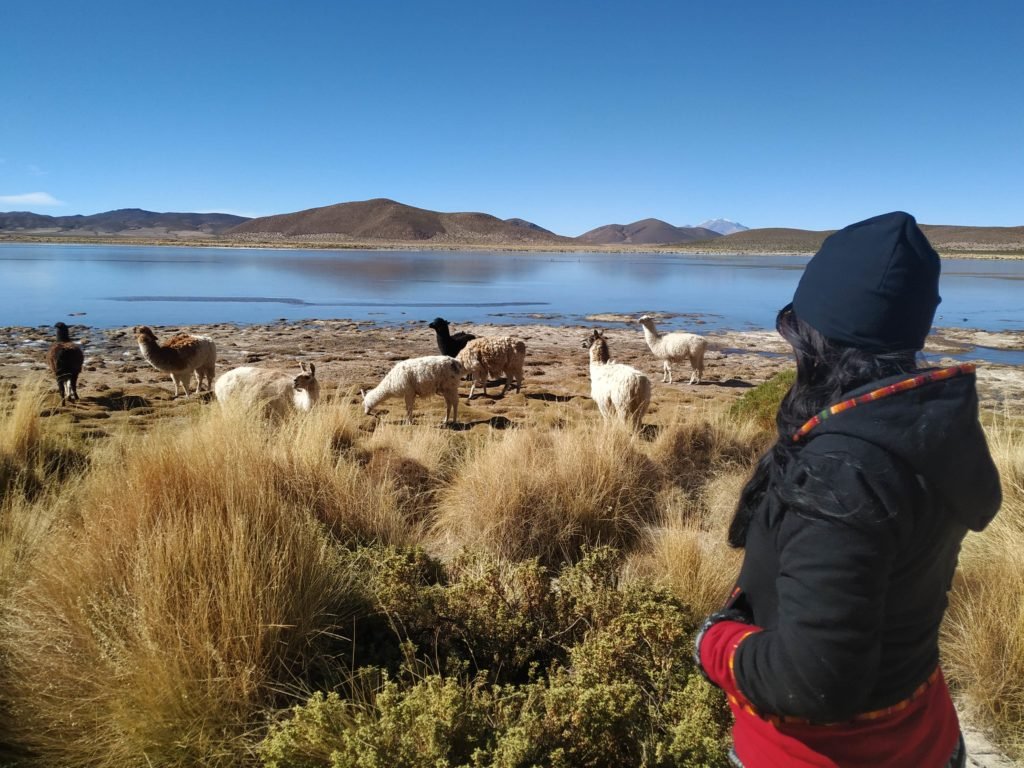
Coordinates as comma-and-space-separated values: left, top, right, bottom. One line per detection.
918, 224, 1024, 248
697, 218, 749, 235
0, 208, 249, 236
227, 199, 570, 245
713, 227, 833, 252
703, 223, 1024, 254
577, 218, 721, 245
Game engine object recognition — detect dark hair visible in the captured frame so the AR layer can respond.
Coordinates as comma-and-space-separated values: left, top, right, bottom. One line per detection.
728, 307, 920, 547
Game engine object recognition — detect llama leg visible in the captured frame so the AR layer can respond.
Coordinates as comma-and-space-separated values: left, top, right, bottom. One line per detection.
170, 374, 180, 397
70, 373, 80, 402
664, 361, 672, 384
405, 391, 416, 424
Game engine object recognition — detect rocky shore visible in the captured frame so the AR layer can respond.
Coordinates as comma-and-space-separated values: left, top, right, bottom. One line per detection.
2, 319, 1021, 433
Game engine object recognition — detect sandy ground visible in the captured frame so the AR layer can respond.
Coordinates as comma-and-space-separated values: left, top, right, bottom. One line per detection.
3, 319, 1023, 766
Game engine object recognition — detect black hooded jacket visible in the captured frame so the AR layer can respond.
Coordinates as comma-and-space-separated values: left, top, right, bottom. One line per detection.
731, 367, 1001, 723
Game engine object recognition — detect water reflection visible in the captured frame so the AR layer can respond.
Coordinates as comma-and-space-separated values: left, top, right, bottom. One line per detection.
2, 243, 1023, 334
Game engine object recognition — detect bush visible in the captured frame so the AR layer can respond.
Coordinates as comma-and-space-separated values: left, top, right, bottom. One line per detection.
259, 548, 733, 768
727, 369, 794, 432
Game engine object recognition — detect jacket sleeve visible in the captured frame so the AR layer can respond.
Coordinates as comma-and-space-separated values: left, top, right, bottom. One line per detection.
728, 437, 916, 722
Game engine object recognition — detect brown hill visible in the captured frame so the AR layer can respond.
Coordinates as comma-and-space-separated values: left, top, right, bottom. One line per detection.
577, 218, 721, 245
0, 208, 248, 236
228, 199, 570, 245
691, 224, 1024, 254
919, 224, 1024, 251
711, 227, 833, 252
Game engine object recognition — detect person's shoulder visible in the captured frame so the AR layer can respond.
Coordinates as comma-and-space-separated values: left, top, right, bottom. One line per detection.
790, 433, 921, 527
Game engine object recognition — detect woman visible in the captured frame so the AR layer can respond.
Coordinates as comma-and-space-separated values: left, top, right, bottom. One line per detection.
695, 212, 1001, 767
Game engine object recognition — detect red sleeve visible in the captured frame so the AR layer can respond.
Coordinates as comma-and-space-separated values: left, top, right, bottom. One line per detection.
699, 619, 762, 700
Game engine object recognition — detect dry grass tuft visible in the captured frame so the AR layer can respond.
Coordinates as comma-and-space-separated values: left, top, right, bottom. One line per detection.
624, 471, 748, 618
942, 416, 1024, 760
648, 407, 767, 493
0, 397, 420, 766
0, 379, 86, 501
432, 421, 662, 566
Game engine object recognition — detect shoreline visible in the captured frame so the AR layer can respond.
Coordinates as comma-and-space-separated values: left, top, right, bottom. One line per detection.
2, 234, 1021, 261
3, 320, 1022, 435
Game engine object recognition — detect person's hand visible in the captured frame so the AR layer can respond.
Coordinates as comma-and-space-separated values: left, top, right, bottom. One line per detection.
694, 608, 752, 683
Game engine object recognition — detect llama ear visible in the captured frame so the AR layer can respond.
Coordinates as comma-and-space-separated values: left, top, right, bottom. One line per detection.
308, 363, 315, 378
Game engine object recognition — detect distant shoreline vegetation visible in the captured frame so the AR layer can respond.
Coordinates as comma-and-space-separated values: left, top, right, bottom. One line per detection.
2, 233, 1022, 260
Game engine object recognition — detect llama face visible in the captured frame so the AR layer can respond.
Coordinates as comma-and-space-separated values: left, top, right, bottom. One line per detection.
581, 329, 605, 349
134, 326, 157, 343
294, 362, 316, 391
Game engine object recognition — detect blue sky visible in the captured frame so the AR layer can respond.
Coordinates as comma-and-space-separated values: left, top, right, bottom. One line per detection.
2, 0, 1022, 235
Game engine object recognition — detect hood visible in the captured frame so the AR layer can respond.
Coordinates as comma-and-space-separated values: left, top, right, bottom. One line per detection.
801, 367, 1001, 531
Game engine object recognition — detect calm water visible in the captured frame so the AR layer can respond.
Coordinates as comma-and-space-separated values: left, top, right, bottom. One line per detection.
2, 243, 1023, 336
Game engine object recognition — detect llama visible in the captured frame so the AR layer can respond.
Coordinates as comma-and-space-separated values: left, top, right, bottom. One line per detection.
581, 329, 651, 430
135, 325, 217, 397
214, 363, 319, 417
361, 355, 464, 425
47, 322, 85, 405
428, 317, 476, 357
455, 336, 527, 399
636, 315, 707, 384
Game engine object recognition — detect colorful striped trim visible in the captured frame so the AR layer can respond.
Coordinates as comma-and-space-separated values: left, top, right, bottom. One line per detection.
792, 364, 975, 443
725, 627, 761, 717
732, 667, 944, 727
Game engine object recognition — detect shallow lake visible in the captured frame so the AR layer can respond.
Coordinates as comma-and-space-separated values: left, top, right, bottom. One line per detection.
2, 243, 1022, 337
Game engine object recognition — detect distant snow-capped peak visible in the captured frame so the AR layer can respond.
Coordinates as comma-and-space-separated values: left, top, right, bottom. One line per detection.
696, 219, 749, 235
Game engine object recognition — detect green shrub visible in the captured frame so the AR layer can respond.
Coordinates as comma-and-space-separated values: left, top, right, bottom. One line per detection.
728, 369, 795, 431
260, 547, 732, 768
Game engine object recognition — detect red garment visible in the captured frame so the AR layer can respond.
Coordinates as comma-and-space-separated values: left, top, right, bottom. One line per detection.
700, 620, 960, 767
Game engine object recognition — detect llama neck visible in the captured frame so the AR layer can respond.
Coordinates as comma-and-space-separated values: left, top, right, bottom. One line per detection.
363, 384, 385, 411
589, 341, 609, 365
640, 324, 661, 346
294, 386, 318, 412
139, 337, 186, 369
